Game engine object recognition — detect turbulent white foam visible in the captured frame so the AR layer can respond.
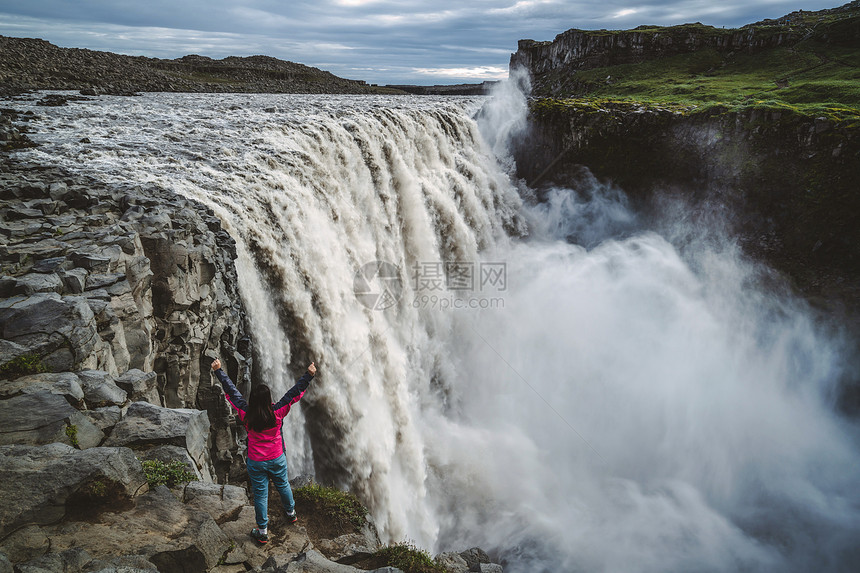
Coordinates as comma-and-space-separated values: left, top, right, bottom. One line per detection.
18, 90, 860, 573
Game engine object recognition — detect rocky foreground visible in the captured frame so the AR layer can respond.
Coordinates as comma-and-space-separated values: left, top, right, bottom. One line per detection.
0, 115, 503, 572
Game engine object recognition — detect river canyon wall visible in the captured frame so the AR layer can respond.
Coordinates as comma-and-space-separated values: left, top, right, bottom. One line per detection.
512, 102, 860, 302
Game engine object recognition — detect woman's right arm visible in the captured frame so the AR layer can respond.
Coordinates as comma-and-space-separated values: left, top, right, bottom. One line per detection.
211, 359, 248, 413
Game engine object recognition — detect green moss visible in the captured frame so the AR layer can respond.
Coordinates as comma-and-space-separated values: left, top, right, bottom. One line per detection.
88, 479, 106, 497
293, 483, 367, 530
140, 459, 198, 488
217, 541, 236, 566
65, 424, 80, 448
0, 354, 47, 378
371, 542, 446, 573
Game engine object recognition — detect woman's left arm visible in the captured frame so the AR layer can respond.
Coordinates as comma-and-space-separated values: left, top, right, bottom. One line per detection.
273, 362, 316, 412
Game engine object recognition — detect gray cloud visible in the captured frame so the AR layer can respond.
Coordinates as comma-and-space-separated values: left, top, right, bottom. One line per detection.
0, 1, 842, 84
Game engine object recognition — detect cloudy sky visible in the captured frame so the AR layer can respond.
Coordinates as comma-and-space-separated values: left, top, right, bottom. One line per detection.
0, 1, 844, 85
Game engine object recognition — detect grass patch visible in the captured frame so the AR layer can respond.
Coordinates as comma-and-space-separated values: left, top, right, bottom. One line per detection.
65, 424, 80, 448
140, 459, 198, 488
0, 353, 46, 378
294, 483, 367, 531
362, 542, 446, 573
534, 34, 860, 118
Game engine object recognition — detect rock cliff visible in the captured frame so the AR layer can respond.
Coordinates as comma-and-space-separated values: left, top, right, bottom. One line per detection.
515, 101, 860, 289
511, 1, 860, 96
511, 106, 859, 411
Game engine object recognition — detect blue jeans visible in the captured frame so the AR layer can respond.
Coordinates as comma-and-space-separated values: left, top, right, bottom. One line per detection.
246, 453, 295, 529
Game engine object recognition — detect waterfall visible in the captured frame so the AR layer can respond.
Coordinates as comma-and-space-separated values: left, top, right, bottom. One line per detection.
23, 90, 860, 573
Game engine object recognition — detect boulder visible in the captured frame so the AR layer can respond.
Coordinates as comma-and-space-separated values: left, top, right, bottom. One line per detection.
459, 548, 490, 571
0, 294, 100, 372
86, 273, 125, 290
57, 268, 87, 294
0, 339, 28, 367
179, 483, 250, 565
105, 401, 210, 471
0, 444, 146, 538
0, 372, 84, 404
279, 550, 364, 573
76, 370, 128, 406
182, 481, 249, 524
41, 486, 233, 573
317, 533, 378, 562
138, 444, 201, 481
0, 273, 64, 296
435, 552, 469, 573
30, 257, 67, 273
0, 392, 103, 449
0, 525, 49, 565
15, 547, 92, 573
0, 552, 10, 573
72, 554, 158, 572
80, 406, 122, 433
70, 251, 113, 272
115, 369, 159, 404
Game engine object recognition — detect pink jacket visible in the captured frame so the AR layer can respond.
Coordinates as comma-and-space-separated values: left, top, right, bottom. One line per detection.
214, 368, 313, 461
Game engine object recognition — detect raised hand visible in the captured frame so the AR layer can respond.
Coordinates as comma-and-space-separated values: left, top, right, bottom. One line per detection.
211, 358, 221, 371
308, 362, 316, 376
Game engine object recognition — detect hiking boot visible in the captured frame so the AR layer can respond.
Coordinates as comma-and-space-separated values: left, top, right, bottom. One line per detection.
251, 528, 268, 544
286, 511, 298, 524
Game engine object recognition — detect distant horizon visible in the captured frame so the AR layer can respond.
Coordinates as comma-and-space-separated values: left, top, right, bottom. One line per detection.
0, 1, 848, 85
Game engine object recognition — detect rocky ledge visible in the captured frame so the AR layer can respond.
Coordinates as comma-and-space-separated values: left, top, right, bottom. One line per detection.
0, 442, 504, 573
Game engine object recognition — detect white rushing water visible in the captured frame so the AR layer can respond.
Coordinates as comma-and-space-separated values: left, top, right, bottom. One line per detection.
17, 88, 860, 573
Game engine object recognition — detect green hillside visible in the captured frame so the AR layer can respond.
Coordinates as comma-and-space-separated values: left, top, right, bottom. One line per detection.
526, 4, 860, 119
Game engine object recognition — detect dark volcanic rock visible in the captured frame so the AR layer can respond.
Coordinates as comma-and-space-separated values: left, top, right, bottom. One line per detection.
0, 35, 393, 95
0, 444, 145, 537
0, 392, 103, 449
0, 159, 252, 481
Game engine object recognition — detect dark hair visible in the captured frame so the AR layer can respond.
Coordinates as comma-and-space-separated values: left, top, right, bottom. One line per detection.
245, 384, 276, 432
